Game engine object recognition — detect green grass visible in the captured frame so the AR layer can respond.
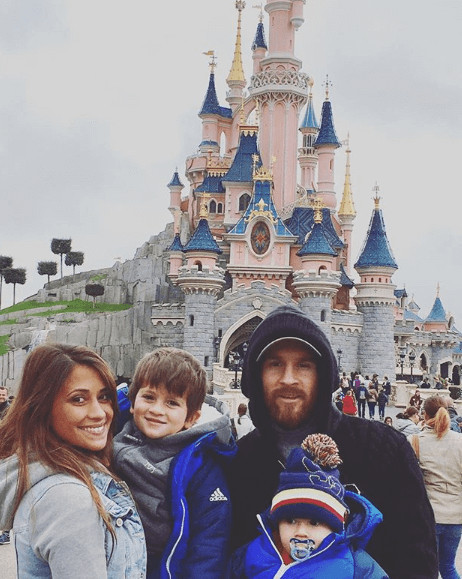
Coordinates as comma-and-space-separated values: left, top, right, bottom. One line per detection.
0, 318, 16, 326
89, 274, 108, 282
0, 335, 9, 355
0, 299, 132, 318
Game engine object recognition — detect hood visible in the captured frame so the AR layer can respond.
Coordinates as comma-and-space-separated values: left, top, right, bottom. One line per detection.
240, 305, 339, 437
0, 456, 54, 530
343, 490, 383, 550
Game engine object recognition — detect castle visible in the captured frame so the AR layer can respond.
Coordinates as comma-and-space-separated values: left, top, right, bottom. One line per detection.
2, 0, 461, 393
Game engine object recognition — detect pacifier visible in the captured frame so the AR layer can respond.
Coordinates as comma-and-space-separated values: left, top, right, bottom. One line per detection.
289, 538, 315, 561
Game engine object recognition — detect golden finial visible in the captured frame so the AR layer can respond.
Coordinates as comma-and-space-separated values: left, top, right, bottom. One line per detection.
338, 132, 356, 219
313, 197, 323, 223
253, 2, 263, 22
199, 193, 210, 219
203, 50, 217, 73
373, 182, 381, 209
322, 74, 332, 100
436, 282, 440, 298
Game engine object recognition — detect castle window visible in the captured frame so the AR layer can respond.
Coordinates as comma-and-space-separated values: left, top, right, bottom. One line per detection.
320, 310, 327, 322
217, 202, 223, 213
209, 200, 217, 213
189, 315, 194, 327
194, 260, 203, 271
204, 356, 209, 367
239, 193, 251, 212
379, 277, 382, 283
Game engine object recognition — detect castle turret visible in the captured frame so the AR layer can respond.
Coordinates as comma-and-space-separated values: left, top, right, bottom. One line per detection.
177, 201, 225, 377
249, 0, 309, 211
251, 6, 267, 74
167, 169, 184, 235
423, 285, 449, 333
292, 200, 340, 337
314, 80, 341, 210
337, 136, 356, 273
226, 1, 247, 112
298, 80, 319, 192
354, 187, 398, 378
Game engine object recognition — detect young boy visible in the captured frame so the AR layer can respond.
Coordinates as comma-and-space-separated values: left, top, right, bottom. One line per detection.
229, 434, 388, 578
113, 347, 235, 578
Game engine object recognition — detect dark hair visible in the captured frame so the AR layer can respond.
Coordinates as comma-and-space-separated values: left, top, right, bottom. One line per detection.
0, 343, 118, 532
423, 395, 450, 438
129, 347, 207, 419
403, 406, 419, 419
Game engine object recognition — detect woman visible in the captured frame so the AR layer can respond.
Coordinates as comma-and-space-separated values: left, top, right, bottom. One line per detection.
409, 395, 462, 578
342, 389, 357, 416
0, 343, 146, 578
395, 406, 421, 435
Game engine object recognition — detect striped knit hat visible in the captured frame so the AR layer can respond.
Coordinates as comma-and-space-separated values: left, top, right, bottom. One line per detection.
270, 434, 348, 533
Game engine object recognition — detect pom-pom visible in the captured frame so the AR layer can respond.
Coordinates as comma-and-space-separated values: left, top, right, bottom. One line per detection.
301, 433, 342, 469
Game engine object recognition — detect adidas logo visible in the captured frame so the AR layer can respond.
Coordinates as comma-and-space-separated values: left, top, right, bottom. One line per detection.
209, 487, 228, 502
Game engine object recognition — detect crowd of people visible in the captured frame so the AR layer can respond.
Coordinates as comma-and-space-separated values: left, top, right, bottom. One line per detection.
1, 304, 461, 577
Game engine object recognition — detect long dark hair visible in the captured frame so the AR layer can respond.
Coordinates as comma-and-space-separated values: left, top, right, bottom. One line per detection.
0, 343, 118, 531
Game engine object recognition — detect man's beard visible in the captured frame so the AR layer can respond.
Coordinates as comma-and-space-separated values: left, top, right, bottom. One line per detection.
264, 387, 315, 430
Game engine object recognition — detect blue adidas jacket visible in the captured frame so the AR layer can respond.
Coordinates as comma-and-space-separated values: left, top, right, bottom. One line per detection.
229, 491, 388, 578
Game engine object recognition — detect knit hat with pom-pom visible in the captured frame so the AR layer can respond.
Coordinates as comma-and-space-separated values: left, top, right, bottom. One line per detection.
270, 434, 348, 533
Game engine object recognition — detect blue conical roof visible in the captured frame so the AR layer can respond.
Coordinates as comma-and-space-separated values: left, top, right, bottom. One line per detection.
183, 218, 222, 254
314, 99, 340, 148
199, 73, 232, 118
297, 221, 337, 257
425, 297, 446, 322
354, 205, 398, 269
339, 262, 354, 288
300, 94, 318, 130
223, 131, 261, 183
167, 170, 183, 188
195, 173, 225, 193
285, 207, 344, 249
252, 21, 267, 50
168, 233, 183, 252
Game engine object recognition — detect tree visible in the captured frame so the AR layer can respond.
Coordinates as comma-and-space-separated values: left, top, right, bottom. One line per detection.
0, 256, 13, 310
65, 251, 84, 276
51, 238, 72, 279
85, 283, 104, 308
3, 268, 26, 306
37, 261, 58, 284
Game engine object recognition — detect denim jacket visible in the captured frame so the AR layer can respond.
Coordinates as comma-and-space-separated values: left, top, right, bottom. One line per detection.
0, 457, 146, 578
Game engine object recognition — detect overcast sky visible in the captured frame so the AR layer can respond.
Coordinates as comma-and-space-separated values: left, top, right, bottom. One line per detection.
1, 0, 461, 326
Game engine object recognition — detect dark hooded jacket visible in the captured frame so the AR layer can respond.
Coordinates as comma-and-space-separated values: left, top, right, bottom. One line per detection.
226, 305, 437, 579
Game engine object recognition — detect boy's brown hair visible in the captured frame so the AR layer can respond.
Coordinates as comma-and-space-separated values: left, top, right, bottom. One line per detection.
129, 347, 207, 418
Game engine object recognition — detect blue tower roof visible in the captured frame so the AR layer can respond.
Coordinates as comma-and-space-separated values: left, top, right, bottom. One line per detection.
339, 262, 354, 288
297, 221, 337, 257
404, 309, 424, 323
195, 174, 225, 193
223, 131, 261, 183
394, 288, 408, 300
354, 204, 398, 269
167, 170, 183, 188
183, 218, 222, 254
285, 207, 344, 249
229, 178, 294, 237
168, 233, 184, 252
425, 296, 446, 322
300, 93, 319, 129
199, 73, 232, 118
314, 99, 340, 148
252, 21, 267, 50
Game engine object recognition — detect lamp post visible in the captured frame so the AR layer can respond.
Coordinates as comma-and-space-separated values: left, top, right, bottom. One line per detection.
409, 351, 416, 383
336, 348, 343, 372
229, 342, 248, 389
399, 346, 407, 380
213, 335, 222, 362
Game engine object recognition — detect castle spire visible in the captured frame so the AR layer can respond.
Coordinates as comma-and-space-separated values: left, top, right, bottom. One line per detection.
338, 135, 356, 219
226, 1, 246, 110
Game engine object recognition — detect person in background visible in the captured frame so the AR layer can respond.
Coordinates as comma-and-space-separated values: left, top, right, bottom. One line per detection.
377, 388, 388, 421
0, 386, 11, 546
384, 417, 393, 427
226, 304, 437, 577
234, 402, 255, 440
409, 395, 462, 579
395, 407, 422, 436
409, 389, 422, 410
342, 389, 357, 417
366, 379, 378, 420
0, 344, 146, 577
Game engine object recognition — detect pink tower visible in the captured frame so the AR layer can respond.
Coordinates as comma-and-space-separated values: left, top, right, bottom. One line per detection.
249, 0, 309, 212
